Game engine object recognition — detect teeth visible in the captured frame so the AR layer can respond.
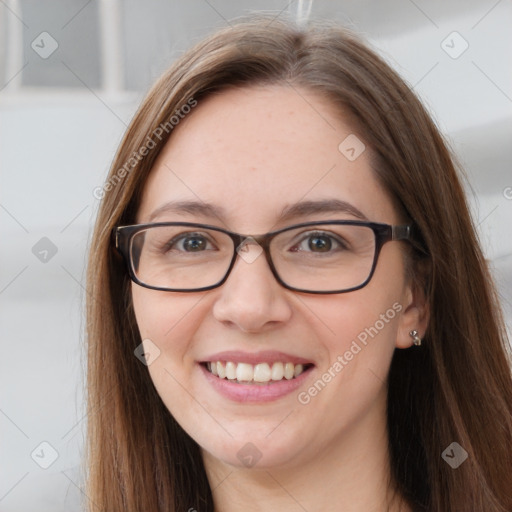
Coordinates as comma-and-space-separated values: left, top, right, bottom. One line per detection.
217, 362, 226, 379
225, 361, 236, 380
206, 361, 308, 383
236, 363, 253, 382
284, 362, 295, 380
253, 363, 271, 382
271, 362, 284, 381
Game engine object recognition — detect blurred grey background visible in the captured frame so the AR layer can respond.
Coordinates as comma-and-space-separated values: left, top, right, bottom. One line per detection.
1, 1, 511, 510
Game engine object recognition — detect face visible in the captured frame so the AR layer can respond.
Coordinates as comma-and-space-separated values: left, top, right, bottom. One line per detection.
131, 85, 425, 471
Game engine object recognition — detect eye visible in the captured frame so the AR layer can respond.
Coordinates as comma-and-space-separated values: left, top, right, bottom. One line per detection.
167, 232, 214, 252
291, 231, 346, 253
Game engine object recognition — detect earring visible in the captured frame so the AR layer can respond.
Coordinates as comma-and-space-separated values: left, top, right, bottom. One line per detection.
409, 330, 422, 346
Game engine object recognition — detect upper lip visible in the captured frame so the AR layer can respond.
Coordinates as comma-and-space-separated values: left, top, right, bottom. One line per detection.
200, 350, 314, 366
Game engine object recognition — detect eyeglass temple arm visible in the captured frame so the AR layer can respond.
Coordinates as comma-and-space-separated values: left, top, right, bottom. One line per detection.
113, 227, 128, 257
392, 224, 430, 256
391, 225, 411, 240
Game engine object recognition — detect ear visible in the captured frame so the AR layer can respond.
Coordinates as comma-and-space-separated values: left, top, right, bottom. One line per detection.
396, 282, 429, 349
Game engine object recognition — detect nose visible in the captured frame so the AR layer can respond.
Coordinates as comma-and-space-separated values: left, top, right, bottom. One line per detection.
212, 243, 292, 333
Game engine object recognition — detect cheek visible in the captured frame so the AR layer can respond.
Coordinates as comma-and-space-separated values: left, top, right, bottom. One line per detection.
131, 285, 202, 351
131, 285, 201, 397
294, 294, 402, 439
311, 247, 405, 359
131, 286, 213, 438
309, 291, 402, 378
301, 251, 406, 401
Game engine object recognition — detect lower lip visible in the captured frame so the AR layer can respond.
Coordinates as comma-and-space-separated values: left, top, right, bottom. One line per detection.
199, 364, 313, 403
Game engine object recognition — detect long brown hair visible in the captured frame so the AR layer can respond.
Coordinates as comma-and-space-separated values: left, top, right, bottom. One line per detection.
85, 16, 512, 511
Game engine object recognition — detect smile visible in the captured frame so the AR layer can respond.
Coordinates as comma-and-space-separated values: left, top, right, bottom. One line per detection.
205, 361, 312, 384
199, 350, 315, 402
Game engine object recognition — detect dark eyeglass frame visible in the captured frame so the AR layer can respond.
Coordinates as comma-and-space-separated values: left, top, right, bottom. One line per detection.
113, 220, 412, 294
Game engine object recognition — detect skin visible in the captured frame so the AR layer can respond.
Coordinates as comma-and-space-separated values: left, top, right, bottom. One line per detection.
132, 85, 429, 512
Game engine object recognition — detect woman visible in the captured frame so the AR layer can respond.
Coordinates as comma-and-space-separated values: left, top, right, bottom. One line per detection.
85, 16, 512, 512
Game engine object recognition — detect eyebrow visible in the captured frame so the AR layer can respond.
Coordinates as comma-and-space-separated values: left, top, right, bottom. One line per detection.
278, 198, 368, 223
147, 198, 368, 223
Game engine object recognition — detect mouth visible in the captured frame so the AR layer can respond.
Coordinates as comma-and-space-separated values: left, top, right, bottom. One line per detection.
199, 350, 315, 402
202, 360, 314, 385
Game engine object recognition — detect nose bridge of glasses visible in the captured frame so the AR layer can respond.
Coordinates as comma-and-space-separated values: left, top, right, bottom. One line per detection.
232, 233, 273, 267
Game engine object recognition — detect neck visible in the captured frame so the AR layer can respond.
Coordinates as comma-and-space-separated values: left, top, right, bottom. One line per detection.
202, 388, 412, 512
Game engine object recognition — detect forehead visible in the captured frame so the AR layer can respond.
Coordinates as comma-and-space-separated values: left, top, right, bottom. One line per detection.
137, 85, 398, 229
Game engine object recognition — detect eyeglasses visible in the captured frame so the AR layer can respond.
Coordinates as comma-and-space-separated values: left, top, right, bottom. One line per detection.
114, 220, 412, 294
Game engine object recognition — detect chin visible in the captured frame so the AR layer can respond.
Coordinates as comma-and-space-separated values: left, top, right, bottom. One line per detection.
199, 431, 306, 471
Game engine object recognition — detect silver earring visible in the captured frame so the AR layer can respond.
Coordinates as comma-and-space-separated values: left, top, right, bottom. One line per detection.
409, 330, 422, 346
